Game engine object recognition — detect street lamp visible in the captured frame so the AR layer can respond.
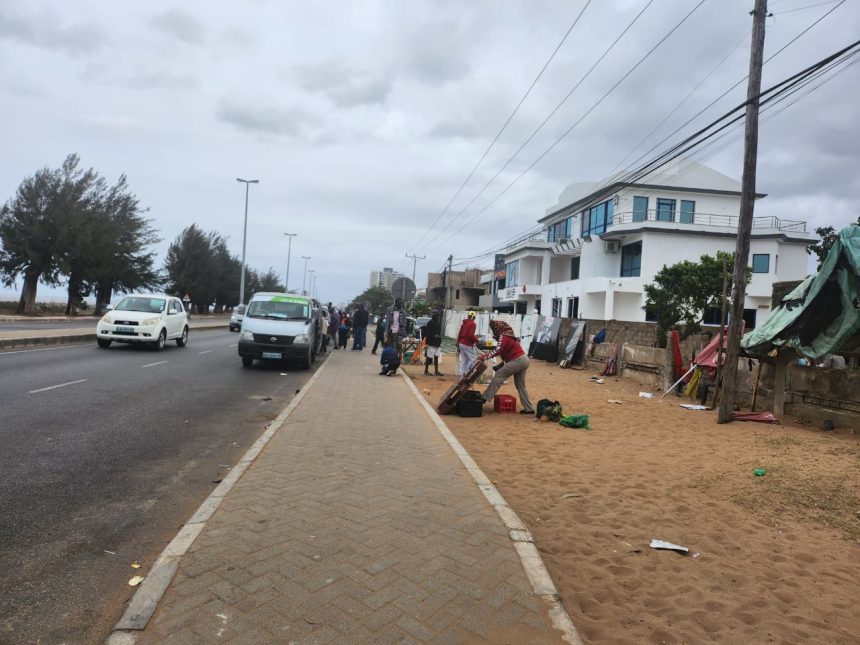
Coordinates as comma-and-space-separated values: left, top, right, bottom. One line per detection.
236, 178, 259, 305
283, 233, 297, 292
301, 256, 311, 295
307, 270, 316, 299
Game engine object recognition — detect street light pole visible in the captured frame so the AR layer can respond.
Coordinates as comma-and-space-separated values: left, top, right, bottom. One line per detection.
283, 233, 297, 292
236, 178, 259, 305
307, 270, 316, 299
301, 256, 311, 295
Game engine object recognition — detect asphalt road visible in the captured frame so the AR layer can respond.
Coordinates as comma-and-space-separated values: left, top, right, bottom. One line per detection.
0, 330, 324, 645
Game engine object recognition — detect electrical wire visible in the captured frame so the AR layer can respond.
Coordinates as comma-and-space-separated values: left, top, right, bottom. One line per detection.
422, 0, 661, 252
427, 0, 709, 253
408, 1, 592, 254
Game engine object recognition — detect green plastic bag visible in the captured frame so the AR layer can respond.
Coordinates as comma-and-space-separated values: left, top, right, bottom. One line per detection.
559, 414, 589, 429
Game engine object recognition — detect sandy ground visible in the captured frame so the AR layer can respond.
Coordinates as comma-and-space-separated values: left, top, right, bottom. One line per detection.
402, 352, 860, 645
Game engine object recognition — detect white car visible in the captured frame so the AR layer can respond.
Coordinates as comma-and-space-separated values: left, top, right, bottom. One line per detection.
229, 304, 246, 332
97, 294, 189, 350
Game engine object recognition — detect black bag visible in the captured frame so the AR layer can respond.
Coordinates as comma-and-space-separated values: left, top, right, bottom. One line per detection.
535, 398, 563, 422
456, 390, 484, 417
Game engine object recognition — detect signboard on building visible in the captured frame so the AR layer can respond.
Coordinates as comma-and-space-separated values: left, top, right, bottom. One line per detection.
494, 254, 506, 279
499, 286, 519, 302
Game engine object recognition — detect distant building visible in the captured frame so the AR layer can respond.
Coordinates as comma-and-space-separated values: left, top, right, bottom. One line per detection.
370, 267, 405, 291
426, 269, 486, 310
480, 158, 816, 328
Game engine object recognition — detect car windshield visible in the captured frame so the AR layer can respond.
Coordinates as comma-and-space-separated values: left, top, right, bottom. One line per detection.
246, 299, 309, 320
115, 297, 166, 314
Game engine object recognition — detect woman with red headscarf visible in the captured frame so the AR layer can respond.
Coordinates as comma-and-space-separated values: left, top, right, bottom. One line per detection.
479, 320, 534, 414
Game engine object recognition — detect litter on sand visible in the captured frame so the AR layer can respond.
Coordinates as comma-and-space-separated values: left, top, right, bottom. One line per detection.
649, 539, 689, 554
606, 399, 622, 404
559, 414, 589, 429
130, 562, 141, 569
733, 411, 778, 423
104, 550, 116, 555
680, 404, 708, 410
754, 468, 766, 477
128, 575, 145, 586
639, 392, 655, 399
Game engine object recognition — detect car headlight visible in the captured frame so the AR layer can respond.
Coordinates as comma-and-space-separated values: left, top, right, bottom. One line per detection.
100, 315, 112, 324
293, 334, 309, 344
241, 331, 254, 341
141, 316, 161, 326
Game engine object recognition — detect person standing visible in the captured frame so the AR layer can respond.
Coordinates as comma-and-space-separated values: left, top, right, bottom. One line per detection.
479, 320, 534, 414
457, 310, 479, 376
385, 298, 408, 350
371, 315, 386, 354
351, 303, 369, 351
329, 305, 340, 349
319, 310, 330, 354
422, 311, 444, 377
338, 314, 351, 349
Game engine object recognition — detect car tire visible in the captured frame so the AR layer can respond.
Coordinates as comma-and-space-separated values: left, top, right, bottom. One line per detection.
154, 328, 167, 351
176, 326, 189, 347
301, 347, 312, 369
97, 338, 111, 349
242, 356, 253, 367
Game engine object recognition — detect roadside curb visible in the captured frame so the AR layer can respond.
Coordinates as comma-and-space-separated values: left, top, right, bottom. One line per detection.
0, 325, 226, 351
105, 356, 330, 645
399, 371, 584, 645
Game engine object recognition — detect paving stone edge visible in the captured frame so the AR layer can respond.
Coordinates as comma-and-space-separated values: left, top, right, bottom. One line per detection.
399, 371, 585, 645
104, 357, 331, 645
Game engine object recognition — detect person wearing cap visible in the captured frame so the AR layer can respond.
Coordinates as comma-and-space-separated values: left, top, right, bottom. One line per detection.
479, 320, 534, 414
422, 310, 444, 376
457, 310, 479, 376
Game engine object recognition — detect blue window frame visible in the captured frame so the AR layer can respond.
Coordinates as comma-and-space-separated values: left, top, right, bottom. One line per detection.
505, 260, 520, 286
581, 200, 614, 237
547, 216, 572, 242
680, 200, 695, 224
656, 198, 676, 222
752, 254, 769, 273
620, 242, 642, 277
633, 196, 648, 222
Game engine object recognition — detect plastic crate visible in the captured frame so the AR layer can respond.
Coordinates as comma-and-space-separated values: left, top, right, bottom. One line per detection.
456, 390, 484, 417
493, 394, 517, 413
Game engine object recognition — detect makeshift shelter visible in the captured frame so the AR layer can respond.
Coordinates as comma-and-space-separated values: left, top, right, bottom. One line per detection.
742, 225, 860, 359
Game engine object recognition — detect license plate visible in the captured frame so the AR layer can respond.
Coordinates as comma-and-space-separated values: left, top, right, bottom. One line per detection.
116, 326, 134, 333
262, 352, 281, 359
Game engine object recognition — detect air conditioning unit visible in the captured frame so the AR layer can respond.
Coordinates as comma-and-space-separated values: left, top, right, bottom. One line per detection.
604, 240, 620, 253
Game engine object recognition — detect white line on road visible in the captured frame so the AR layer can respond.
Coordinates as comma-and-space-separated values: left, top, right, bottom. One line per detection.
29, 379, 88, 394
141, 360, 168, 368
197, 350, 212, 355
1, 344, 90, 356
228, 344, 237, 348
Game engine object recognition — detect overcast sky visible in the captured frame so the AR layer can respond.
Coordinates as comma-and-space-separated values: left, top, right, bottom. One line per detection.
1, 0, 857, 305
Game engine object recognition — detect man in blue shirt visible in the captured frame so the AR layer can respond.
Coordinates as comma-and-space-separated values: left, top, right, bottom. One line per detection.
379, 342, 400, 376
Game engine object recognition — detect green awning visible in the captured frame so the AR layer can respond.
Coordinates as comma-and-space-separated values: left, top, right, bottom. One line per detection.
741, 225, 860, 359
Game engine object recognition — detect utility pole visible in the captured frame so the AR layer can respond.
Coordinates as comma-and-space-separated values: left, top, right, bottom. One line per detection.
236, 178, 259, 305
284, 233, 297, 292
301, 256, 311, 295
442, 255, 453, 338
404, 253, 425, 284
718, 0, 768, 423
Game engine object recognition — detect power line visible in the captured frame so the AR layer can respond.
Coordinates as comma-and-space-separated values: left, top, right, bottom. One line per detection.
423, 0, 660, 252
427, 0, 709, 253
409, 1, 592, 253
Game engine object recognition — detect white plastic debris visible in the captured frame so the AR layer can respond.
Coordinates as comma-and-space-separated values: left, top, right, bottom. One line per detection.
639, 392, 655, 399
680, 404, 708, 410
650, 539, 688, 553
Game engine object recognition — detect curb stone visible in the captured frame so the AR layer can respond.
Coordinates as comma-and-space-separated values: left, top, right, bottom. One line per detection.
104, 357, 330, 644
399, 370, 585, 645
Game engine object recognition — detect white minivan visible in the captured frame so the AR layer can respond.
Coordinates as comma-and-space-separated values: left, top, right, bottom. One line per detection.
238, 293, 317, 369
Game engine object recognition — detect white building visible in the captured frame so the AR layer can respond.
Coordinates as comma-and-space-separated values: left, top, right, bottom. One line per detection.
481, 158, 816, 329
370, 267, 405, 291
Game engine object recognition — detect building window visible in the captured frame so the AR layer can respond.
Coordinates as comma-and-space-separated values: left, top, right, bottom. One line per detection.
505, 260, 520, 286
743, 308, 757, 330
752, 254, 769, 273
620, 242, 642, 277
570, 256, 580, 280
547, 216, 572, 242
656, 198, 676, 222
680, 200, 695, 224
455, 289, 460, 300
581, 200, 614, 237
645, 305, 658, 322
552, 298, 562, 317
568, 297, 579, 318
702, 307, 722, 325
633, 196, 648, 222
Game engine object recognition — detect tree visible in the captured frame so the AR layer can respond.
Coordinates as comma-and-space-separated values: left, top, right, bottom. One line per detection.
349, 285, 393, 315
257, 268, 282, 292
644, 252, 746, 347
164, 225, 217, 314
807, 216, 859, 269
0, 164, 64, 314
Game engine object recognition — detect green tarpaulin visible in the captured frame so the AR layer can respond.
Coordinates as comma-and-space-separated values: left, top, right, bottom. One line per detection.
742, 225, 860, 359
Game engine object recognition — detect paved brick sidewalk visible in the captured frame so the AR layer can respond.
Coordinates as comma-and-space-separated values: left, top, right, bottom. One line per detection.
132, 349, 566, 644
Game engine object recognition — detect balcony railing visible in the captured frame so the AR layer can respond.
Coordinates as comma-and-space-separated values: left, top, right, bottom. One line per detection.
612, 210, 807, 232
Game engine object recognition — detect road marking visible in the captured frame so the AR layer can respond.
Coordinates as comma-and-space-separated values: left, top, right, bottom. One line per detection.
197, 350, 212, 355
0, 344, 90, 356
228, 344, 237, 348
141, 360, 168, 368
29, 379, 88, 394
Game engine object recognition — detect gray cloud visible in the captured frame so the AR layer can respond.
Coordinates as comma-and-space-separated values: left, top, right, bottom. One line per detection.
148, 8, 205, 44
290, 60, 393, 107
0, 8, 107, 56
216, 100, 320, 137
399, 21, 471, 85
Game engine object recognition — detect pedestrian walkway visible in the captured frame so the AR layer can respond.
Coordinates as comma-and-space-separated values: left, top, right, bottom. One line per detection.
122, 349, 570, 644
